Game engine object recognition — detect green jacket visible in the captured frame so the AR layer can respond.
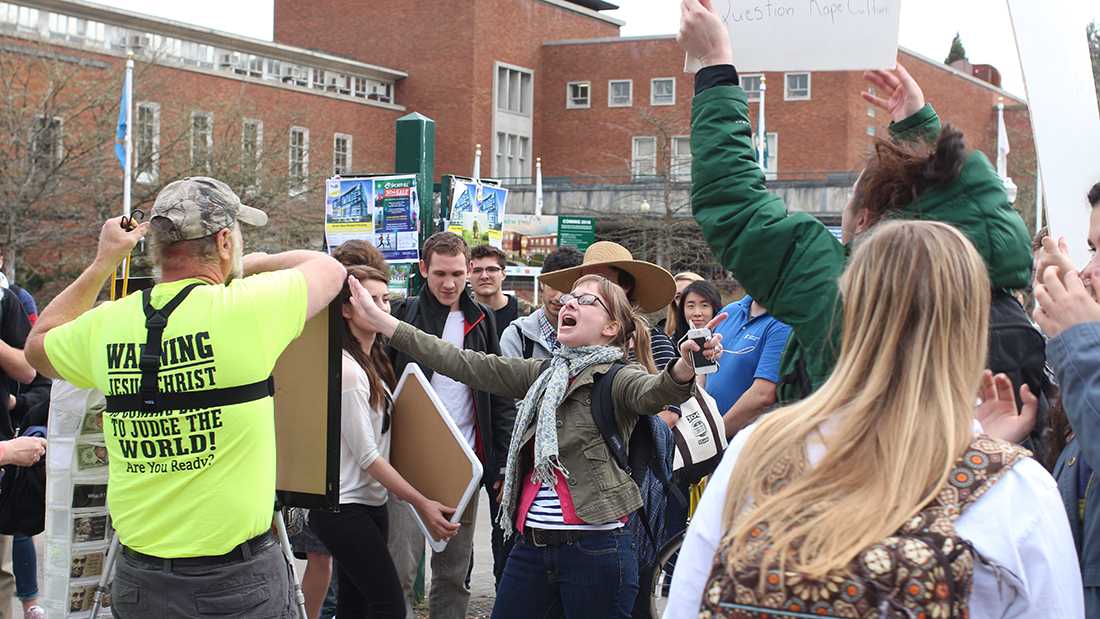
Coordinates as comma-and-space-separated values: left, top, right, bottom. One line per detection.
691, 85, 1032, 403
390, 321, 694, 524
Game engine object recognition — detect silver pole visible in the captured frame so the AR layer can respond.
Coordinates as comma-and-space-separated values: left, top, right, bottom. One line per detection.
274, 509, 309, 619
88, 535, 121, 617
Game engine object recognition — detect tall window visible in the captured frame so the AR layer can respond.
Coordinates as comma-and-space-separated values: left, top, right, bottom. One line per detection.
496, 65, 532, 115
608, 80, 632, 107
190, 111, 212, 173
784, 72, 811, 100
135, 102, 159, 184
495, 132, 530, 180
671, 136, 692, 182
333, 133, 352, 175
631, 136, 656, 179
740, 74, 763, 102
241, 119, 262, 192
289, 126, 309, 196
566, 81, 590, 109
753, 131, 779, 178
651, 78, 675, 106
31, 115, 62, 171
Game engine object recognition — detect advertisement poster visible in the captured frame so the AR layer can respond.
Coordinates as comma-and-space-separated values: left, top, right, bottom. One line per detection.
448, 181, 507, 249
371, 175, 421, 263
324, 177, 374, 251
501, 214, 558, 268
388, 263, 415, 300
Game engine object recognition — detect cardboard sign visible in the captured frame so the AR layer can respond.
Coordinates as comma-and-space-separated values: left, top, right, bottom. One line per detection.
272, 305, 341, 509
390, 364, 483, 552
686, 0, 901, 72
1007, 0, 1100, 268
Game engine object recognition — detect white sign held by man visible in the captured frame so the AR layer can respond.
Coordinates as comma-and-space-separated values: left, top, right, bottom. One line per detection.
685, 0, 901, 72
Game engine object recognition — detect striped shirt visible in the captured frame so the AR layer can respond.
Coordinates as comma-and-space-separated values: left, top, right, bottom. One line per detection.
525, 484, 624, 531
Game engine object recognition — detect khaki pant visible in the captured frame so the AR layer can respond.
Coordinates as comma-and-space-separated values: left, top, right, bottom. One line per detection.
387, 497, 478, 619
0, 535, 14, 619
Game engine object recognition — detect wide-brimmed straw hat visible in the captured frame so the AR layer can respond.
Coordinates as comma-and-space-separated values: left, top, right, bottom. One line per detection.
538, 241, 675, 313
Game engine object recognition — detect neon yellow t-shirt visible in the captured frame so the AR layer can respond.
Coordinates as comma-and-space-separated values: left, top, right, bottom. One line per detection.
45, 270, 307, 558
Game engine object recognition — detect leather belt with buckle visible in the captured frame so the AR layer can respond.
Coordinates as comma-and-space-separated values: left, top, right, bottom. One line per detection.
122, 531, 277, 570
526, 527, 605, 548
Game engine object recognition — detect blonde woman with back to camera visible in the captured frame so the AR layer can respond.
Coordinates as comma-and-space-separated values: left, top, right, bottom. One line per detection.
665, 221, 1084, 618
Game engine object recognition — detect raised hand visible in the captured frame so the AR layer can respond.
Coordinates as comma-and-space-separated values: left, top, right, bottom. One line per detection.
95, 217, 149, 267
678, 0, 733, 68
1034, 266, 1100, 338
974, 370, 1037, 444
862, 62, 926, 123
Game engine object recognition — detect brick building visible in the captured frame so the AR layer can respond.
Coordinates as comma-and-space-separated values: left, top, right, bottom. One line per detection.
1, 0, 1037, 293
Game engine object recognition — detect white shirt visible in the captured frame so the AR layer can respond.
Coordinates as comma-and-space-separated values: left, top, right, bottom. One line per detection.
430, 311, 476, 448
664, 420, 1085, 619
338, 352, 393, 506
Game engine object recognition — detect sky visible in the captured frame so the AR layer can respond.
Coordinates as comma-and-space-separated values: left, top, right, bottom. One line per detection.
92, 0, 1100, 98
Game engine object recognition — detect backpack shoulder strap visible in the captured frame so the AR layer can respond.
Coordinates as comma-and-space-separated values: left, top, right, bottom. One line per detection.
938, 435, 1030, 517
522, 332, 535, 359
591, 362, 629, 474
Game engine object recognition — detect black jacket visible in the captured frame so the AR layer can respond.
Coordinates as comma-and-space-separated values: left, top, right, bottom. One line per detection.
389, 284, 517, 486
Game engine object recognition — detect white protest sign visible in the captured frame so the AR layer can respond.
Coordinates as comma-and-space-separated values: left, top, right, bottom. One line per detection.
1007, 0, 1100, 269
686, 0, 901, 72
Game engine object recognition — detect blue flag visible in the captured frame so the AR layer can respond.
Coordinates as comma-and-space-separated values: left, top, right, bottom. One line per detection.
114, 77, 128, 170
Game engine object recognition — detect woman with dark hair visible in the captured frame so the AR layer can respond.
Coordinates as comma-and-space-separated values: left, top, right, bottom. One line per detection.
308, 265, 459, 618
672, 280, 723, 346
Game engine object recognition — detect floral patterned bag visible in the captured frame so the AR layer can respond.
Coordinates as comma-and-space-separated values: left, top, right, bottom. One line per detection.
699, 435, 1027, 618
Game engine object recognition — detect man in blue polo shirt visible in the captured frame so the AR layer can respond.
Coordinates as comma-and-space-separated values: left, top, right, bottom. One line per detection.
708, 295, 791, 439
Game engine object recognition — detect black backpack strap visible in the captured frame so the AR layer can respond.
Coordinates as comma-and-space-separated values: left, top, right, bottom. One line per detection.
591, 363, 629, 475
138, 284, 202, 411
522, 332, 535, 359
104, 283, 274, 413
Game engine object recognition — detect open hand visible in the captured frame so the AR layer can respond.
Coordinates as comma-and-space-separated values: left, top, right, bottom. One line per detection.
678, 0, 732, 68
974, 371, 1037, 444
347, 275, 400, 338
416, 499, 460, 542
1034, 267, 1100, 338
95, 217, 149, 267
862, 62, 926, 123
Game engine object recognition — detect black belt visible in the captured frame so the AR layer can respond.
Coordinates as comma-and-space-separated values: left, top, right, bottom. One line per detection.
525, 527, 608, 548
122, 531, 277, 570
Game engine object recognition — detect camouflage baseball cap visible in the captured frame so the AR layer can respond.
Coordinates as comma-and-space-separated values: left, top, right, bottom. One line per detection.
150, 177, 268, 242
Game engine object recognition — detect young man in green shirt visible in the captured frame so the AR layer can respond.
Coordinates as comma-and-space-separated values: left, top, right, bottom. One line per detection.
25, 177, 346, 618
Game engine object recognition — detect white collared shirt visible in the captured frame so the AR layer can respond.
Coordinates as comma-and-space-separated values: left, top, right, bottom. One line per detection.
664, 420, 1085, 618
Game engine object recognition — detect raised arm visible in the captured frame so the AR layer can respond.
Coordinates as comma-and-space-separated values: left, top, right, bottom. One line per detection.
243, 251, 346, 320
26, 217, 148, 379
347, 276, 541, 399
679, 0, 846, 383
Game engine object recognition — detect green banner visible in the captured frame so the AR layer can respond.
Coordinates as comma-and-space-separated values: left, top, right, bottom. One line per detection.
557, 216, 596, 252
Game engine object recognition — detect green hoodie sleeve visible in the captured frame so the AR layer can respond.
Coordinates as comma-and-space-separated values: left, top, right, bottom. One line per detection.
889, 103, 942, 145
690, 84, 846, 389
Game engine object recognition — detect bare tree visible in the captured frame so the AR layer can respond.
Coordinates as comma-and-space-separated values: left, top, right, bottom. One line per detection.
0, 41, 326, 300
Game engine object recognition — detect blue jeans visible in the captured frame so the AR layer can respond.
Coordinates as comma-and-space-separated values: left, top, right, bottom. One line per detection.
13, 534, 36, 600
492, 529, 638, 619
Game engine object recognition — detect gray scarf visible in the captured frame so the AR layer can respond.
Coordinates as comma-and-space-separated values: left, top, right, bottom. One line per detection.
497, 345, 624, 539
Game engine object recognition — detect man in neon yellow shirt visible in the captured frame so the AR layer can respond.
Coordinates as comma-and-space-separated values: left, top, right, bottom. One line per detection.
25, 177, 346, 617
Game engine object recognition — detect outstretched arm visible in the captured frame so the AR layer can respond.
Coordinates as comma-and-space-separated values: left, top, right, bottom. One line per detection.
347, 276, 541, 399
